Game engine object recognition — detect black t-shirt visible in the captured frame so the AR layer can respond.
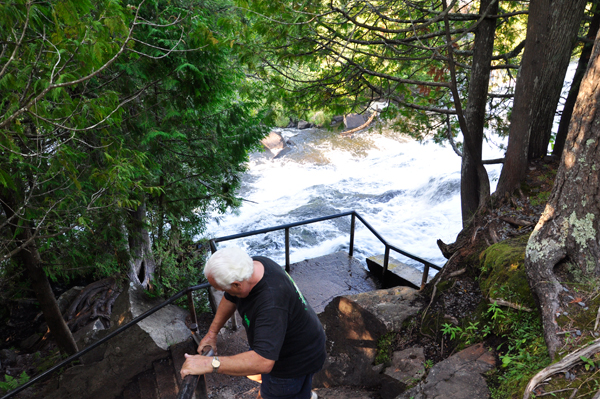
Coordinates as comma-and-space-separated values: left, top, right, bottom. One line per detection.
224, 256, 326, 378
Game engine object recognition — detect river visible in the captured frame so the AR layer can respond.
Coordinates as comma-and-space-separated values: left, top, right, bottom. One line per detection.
204, 125, 504, 272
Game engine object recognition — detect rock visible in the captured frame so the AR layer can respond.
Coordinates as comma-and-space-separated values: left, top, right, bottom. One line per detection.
261, 131, 291, 159
384, 346, 426, 385
314, 286, 422, 389
396, 343, 496, 399
0, 349, 17, 366
72, 319, 106, 349
286, 119, 297, 128
38, 285, 192, 399
343, 113, 366, 129
331, 115, 344, 125
20, 333, 41, 350
297, 120, 312, 129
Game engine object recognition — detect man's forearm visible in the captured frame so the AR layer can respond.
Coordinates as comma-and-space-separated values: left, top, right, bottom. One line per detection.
181, 350, 274, 378
208, 296, 237, 335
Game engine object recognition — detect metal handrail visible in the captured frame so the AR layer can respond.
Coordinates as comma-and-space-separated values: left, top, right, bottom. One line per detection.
209, 210, 442, 289
0, 282, 212, 399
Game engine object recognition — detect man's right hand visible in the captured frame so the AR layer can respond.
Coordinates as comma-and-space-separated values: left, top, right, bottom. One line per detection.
198, 330, 218, 355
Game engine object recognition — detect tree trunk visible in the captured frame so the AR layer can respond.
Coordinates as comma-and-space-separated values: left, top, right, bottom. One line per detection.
552, 6, 600, 158
495, 0, 587, 197
127, 197, 156, 288
460, 0, 497, 225
525, 29, 600, 359
0, 195, 78, 356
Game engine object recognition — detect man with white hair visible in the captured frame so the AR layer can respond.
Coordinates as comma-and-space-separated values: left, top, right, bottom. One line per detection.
180, 246, 326, 399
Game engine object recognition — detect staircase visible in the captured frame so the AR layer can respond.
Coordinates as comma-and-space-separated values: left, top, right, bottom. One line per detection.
117, 339, 206, 399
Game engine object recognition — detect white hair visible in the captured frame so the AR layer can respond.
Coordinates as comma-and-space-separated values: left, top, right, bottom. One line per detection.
204, 246, 254, 289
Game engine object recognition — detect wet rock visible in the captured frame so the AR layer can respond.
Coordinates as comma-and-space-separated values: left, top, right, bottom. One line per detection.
396, 343, 496, 399
384, 346, 426, 385
261, 131, 291, 158
314, 286, 422, 389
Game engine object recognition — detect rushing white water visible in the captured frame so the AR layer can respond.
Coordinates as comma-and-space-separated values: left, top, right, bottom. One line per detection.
204, 127, 505, 272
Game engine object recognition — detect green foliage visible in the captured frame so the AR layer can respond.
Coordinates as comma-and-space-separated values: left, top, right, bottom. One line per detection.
1, 0, 271, 290
375, 332, 395, 365
0, 371, 30, 394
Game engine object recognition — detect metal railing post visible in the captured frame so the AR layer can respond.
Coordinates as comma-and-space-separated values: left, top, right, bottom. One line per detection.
349, 213, 356, 257
209, 239, 217, 254
285, 227, 290, 272
383, 246, 390, 285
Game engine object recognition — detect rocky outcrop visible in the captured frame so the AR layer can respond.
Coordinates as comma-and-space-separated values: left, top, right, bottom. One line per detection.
314, 286, 422, 390
396, 343, 496, 399
34, 286, 192, 399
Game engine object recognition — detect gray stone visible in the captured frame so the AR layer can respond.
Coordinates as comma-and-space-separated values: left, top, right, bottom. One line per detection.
38, 286, 192, 399
297, 120, 312, 129
344, 113, 366, 129
314, 286, 422, 389
73, 319, 106, 349
384, 347, 426, 385
396, 343, 496, 399
0, 349, 17, 365
261, 131, 290, 158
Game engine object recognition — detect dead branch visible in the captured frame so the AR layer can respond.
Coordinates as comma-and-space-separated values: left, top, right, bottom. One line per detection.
489, 297, 533, 312
447, 268, 466, 278
523, 338, 600, 399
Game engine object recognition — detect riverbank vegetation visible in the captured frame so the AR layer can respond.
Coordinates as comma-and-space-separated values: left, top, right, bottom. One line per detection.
2, 0, 600, 398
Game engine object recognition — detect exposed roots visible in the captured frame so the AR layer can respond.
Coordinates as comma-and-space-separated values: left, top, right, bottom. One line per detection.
523, 338, 600, 399
63, 277, 121, 332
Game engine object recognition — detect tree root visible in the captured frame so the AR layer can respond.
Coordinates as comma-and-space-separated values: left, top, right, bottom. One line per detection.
62, 277, 121, 333
340, 112, 378, 136
523, 338, 600, 399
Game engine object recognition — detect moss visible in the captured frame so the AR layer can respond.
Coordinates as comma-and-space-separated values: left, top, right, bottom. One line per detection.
478, 235, 536, 309
375, 332, 396, 365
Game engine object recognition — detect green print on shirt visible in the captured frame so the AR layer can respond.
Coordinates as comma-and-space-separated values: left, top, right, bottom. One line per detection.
243, 314, 250, 328
285, 272, 308, 310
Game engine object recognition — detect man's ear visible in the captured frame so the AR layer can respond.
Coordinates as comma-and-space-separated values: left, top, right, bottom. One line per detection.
231, 282, 242, 290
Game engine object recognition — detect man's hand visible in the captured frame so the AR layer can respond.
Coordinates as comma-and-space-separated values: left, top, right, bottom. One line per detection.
198, 330, 218, 355
180, 353, 211, 378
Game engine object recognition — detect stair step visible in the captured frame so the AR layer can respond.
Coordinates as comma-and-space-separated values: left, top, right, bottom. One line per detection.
138, 369, 160, 399
154, 357, 178, 399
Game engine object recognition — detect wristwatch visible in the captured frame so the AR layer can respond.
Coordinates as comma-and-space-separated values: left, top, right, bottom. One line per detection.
211, 356, 221, 373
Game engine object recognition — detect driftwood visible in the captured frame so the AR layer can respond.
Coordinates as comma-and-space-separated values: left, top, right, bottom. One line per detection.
523, 338, 600, 399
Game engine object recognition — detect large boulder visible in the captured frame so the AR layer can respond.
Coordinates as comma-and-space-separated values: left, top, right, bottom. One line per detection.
343, 113, 367, 130
261, 131, 291, 159
36, 285, 191, 399
314, 286, 422, 389
396, 343, 496, 399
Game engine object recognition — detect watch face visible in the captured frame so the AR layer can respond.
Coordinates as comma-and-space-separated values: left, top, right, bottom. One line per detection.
212, 357, 220, 368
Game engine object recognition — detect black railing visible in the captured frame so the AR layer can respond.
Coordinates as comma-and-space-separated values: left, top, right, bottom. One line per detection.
209, 210, 442, 289
0, 282, 212, 399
